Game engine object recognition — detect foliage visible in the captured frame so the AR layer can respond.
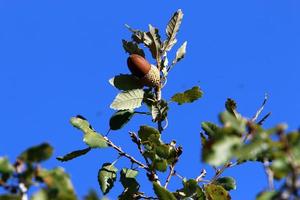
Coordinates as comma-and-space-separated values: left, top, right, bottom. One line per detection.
0, 143, 76, 200
0, 144, 107, 200
1, 8, 300, 200
55, 9, 300, 200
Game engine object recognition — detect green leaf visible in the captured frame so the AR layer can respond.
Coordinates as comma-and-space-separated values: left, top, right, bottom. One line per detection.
195, 187, 206, 200
57, 147, 91, 162
153, 182, 177, 200
70, 116, 108, 148
220, 111, 246, 134
109, 74, 142, 91
203, 136, 241, 166
214, 177, 236, 191
171, 86, 203, 105
0, 157, 14, 175
172, 41, 187, 65
155, 144, 173, 159
109, 110, 134, 130
143, 90, 156, 110
19, 143, 53, 163
119, 168, 139, 197
151, 100, 169, 122
201, 122, 219, 137
37, 167, 77, 200
235, 131, 270, 161
84, 132, 108, 149
122, 40, 145, 57
120, 168, 139, 188
125, 24, 152, 46
204, 184, 231, 200
147, 24, 162, 59
256, 191, 278, 200
138, 125, 161, 145
182, 179, 199, 197
163, 9, 184, 52
153, 157, 168, 172
287, 131, 300, 164
225, 98, 238, 117
174, 179, 205, 199
270, 158, 291, 180
98, 163, 118, 195
110, 89, 144, 110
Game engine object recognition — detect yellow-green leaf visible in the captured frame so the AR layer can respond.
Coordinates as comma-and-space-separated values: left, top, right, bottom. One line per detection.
153, 182, 177, 200
70, 116, 108, 148
110, 89, 144, 110
171, 86, 203, 105
57, 147, 91, 162
98, 163, 118, 195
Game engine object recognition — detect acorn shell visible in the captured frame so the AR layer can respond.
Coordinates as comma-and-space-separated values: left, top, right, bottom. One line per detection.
127, 54, 151, 78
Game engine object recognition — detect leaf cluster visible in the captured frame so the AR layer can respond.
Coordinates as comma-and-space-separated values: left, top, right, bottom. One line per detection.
0, 143, 77, 200
51, 8, 300, 200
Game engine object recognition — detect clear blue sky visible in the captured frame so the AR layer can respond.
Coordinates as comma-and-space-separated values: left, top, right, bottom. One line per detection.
0, 1, 299, 199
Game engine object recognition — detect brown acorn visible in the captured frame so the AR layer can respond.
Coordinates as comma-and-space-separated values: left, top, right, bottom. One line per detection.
127, 54, 160, 87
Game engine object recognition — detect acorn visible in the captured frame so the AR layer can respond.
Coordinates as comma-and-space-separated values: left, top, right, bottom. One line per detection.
127, 54, 160, 87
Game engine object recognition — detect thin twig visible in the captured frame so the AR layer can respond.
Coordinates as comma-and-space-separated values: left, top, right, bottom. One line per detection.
243, 121, 256, 143
252, 94, 268, 122
174, 172, 184, 180
258, 112, 272, 126
154, 52, 163, 132
105, 129, 111, 137
163, 117, 169, 130
196, 169, 207, 182
210, 162, 232, 183
164, 165, 175, 188
263, 158, 274, 191
128, 132, 161, 184
103, 136, 149, 170
129, 132, 150, 166
134, 111, 151, 115
167, 62, 176, 73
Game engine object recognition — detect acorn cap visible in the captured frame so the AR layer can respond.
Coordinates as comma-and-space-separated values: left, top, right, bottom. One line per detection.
127, 54, 151, 78
140, 65, 160, 87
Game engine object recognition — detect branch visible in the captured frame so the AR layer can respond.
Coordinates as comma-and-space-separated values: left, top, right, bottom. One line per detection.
210, 162, 233, 183
134, 111, 151, 115
129, 132, 150, 166
129, 132, 161, 184
103, 136, 149, 170
174, 172, 184, 180
164, 165, 175, 188
154, 50, 163, 131
196, 169, 207, 182
263, 158, 274, 191
252, 94, 268, 122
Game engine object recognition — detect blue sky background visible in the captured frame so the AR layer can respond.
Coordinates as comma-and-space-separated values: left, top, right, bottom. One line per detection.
0, 1, 299, 199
